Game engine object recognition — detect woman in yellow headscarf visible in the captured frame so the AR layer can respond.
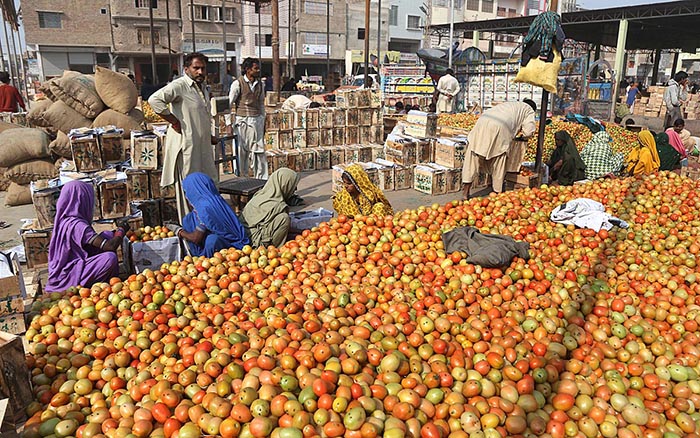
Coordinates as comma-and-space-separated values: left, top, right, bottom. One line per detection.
626, 130, 660, 176
333, 164, 393, 218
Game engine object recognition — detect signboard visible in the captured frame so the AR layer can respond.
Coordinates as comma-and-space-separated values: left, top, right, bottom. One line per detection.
350, 50, 401, 64
303, 44, 329, 57
183, 39, 223, 53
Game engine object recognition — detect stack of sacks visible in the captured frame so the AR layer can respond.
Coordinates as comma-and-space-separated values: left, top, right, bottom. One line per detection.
0, 122, 24, 192
92, 66, 143, 137
0, 128, 54, 206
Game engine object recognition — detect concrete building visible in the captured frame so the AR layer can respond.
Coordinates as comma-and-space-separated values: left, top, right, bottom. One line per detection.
345, 0, 390, 75
387, 0, 423, 64
23, 0, 241, 85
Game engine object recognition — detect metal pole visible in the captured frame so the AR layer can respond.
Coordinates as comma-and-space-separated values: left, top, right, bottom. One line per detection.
2, 20, 15, 87
149, 1, 159, 84
288, 0, 292, 78
272, 0, 281, 93
11, 26, 28, 105
651, 48, 661, 85
326, 0, 330, 80
534, 0, 559, 174
0, 20, 5, 71
190, 0, 197, 52
376, 0, 381, 73
166, 0, 173, 71
448, 0, 454, 68
222, 0, 228, 86
364, 0, 370, 82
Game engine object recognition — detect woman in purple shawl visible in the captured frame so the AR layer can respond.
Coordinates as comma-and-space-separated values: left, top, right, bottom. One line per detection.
46, 181, 128, 292
167, 173, 249, 257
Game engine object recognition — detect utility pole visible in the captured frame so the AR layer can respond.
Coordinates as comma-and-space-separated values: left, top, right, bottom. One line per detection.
2, 19, 16, 88
149, 0, 159, 83
363, 0, 370, 82
377, 0, 381, 75
326, 0, 330, 80
287, 0, 292, 78
534, 0, 559, 174
222, 0, 228, 86
11, 25, 28, 105
166, 0, 173, 71
190, 0, 197, 52
272, 0, 281, 93
0, 22, 5, 71
448, 0, 454, 68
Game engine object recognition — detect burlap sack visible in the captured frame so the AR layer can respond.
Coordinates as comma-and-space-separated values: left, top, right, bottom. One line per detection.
95, 66, 138, 114
0, 168, 9, 191
0, 128, 51, 167
49, 131, 72, 158
39, 71, 80, 101
43, 100, 92, 134
92, 108, 144, 137
0, 121, 22, 133
5, 182, 32, 206
50, 73, 105, 118
5, 159, 58, 185
27, 98, 53, 128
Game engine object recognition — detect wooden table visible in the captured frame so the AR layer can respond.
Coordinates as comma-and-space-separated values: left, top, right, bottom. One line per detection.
218, 177, 267, 213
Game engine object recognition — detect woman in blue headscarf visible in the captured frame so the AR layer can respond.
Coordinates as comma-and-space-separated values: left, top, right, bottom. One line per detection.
171, 173, 249, 257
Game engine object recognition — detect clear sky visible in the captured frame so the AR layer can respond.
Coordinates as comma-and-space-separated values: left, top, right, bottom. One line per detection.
579, 0, 673, 9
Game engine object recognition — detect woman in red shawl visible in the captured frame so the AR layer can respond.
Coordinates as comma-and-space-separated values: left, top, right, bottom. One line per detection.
666, 118, 689, 158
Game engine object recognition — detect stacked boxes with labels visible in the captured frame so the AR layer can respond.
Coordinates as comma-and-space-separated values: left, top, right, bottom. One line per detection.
632, 86, 667, 118
0, 253, 28, 336
263, 89, 384, 175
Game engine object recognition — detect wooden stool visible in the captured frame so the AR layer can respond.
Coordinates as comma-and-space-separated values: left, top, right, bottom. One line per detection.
218, 177, 267, 213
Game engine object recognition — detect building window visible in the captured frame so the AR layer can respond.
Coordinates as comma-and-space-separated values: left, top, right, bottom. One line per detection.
357, 28, 365, 40
137, 29, 160, 45
194, 5, 210, 20
226, 42, 236, 51
407, 15, 421, 30
467, 0, 479, 11
454, 0, 464, 9
135, 0, 157, 8
304, 1, 332, 15
389, 5, 398, 26
255, 34, 272, 46
434, 0, 447, 6
38, 11, 62, 29
481, 0, 494, 13
508, 7, 517, 17
497, 6, 506, 16
215, 6, 235, 22
304, 32, 327, 45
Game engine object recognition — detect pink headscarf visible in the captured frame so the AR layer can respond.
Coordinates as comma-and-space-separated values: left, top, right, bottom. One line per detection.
666, 128, 688, 158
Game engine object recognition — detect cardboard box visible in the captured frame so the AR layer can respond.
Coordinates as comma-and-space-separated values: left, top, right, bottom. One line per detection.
278, 110, 294, 131
290, 208, 334, 233
22, 231, 51, 269
333, 127, 345, 146
130, 200, 161, 227
345, 126, 359, 145
385, 136, 417, 166
333, 108, 346, 127
131, 134, 159, 170
435, 138, 467, 168
293, 129, 307, 149
316, 147, 332, 170
126, 169, 150, 202
124, 237, 182, 274
100, 133, 126, 163
345, 108, 359, 127
0, 253, 26, 300
404, 123, 437, 139
360, 109, 374, 126
70, 136, 103, 173
149, 170, 175, 199
406, 110, 438, 128
0, 332, 33, 421
505, 172, 539, 190
160, 198, 179, 224
301, 149, 317, 172
414, 164, 447, 195
293, 110, 307, 129
264, 131, 280, 150
32, 187, 61, 230
306, 109, 320, 129
100, 180, 128, 219
265, 112, 280, 131
320, 129, 333, 147
319, 108, 334, 129
279, 130, 294, 150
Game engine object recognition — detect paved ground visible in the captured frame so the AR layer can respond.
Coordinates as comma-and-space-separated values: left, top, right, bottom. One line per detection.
0, 169, 490, 253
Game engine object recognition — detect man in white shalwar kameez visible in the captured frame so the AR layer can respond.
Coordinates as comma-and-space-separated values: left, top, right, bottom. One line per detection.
462, 100, 537, 198
149, 52, 218, 222
436, 69, 460, 114
229, 58, 268, 179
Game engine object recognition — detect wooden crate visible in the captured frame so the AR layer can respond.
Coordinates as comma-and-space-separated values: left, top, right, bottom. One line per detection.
70, 136, 103, 173
126, 169, 150, 202
279, 131, 294, 150
265, 112, 280, 131
345, 127, 358, 145
395, 165, 414, 190
278, 110, 294, 131
160, 198, 179, 224
32, 187, 61, 230
100, 180, 128, 219
333, 108, 346, 127
264, 131, 280, 150
22, 231, 51, 269
301, 149, 317, 172
0, 332, 34, 422
149, 170, 176, 199
306, 129, 320, 148
306, 109, 319, 129
316, 147, 331, 170
320, 129, 333, 147
345, 108, 359, 127
293, 129, 307, 149
130, 200, 161, 227
131, 135, 159, 170
284, 150, 303, 173
333, 128, 345, 146
100, 133, 126, 163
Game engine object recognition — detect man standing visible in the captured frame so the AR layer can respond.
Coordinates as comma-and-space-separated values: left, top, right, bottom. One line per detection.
148, 52, 218, 222
462, 100, 537, 199
229, 58, 267, 179
0, 72, 25, 113
436, 68, 460, 114
664, 71, 689, 128
222, 68, 234, 95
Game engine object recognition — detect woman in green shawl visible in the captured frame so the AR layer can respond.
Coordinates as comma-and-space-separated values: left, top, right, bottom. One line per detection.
654, 132, 682, 171
548, 131, 587, 185
240, 168, 300, 247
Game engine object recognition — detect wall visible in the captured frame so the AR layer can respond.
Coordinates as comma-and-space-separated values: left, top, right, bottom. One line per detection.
345, 0, 389, 53
110, 0, 183, 55
388, 0, 424, 43
23, 0, 112, 47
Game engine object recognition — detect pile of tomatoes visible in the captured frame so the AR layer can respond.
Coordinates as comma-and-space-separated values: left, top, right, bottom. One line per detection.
23, 172, 700, 438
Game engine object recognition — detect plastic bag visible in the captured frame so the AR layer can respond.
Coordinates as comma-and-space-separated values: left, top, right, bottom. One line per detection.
514, 49, 562, 94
